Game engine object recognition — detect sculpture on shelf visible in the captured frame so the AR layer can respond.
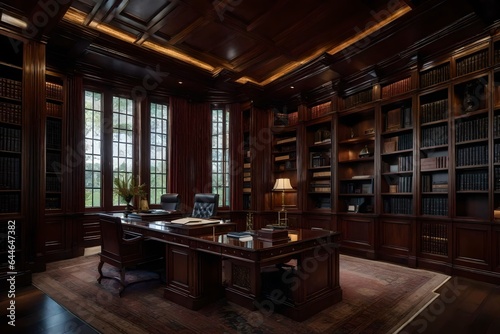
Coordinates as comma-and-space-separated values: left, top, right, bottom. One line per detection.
359, 145, 371, 158
463, 80, 480, 113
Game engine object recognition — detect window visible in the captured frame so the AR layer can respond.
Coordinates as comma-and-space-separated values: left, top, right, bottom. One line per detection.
112, 96, 134, 206
150, 103, 169, 205
211, 107, 230, 207
83, 89, 170, 211
84, 91, 102, 208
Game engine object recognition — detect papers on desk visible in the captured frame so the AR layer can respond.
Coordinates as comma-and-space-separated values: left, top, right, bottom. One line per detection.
170, 217, 219, 225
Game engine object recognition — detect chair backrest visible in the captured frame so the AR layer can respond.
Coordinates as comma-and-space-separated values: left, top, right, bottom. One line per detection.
191, 193, 219, 218
99, 214, 125, 258
160, 193, 180, 211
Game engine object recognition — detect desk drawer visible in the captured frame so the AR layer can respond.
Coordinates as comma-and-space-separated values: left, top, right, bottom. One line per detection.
222, 248, 257, 261
195, 242, 221, 254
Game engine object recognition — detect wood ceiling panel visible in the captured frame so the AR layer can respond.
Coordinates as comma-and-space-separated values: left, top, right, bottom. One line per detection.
1, 0, 494, 104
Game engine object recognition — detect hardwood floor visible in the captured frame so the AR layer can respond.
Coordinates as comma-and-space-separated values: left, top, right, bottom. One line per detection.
0, 285, 98, 334
399, 276, 500, 334
1, 276, 499, 333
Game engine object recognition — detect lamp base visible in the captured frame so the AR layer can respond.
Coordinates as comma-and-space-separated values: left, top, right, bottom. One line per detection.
266, 224, 288, 229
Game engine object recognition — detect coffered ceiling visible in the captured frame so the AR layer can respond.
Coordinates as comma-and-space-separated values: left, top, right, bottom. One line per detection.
0, 0, 499, 105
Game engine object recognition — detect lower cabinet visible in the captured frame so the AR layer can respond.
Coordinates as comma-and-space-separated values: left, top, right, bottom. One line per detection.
378, 217, 415, 266
338, 214, 376, 259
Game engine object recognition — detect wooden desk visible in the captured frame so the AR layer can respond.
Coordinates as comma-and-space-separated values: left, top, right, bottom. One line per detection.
121, 219, 342, 321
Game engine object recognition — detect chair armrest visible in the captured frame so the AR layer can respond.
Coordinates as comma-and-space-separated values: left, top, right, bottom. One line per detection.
122, 234, 143, 244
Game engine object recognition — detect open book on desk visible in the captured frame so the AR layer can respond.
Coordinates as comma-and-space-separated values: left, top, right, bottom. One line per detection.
169, 217, 219, 225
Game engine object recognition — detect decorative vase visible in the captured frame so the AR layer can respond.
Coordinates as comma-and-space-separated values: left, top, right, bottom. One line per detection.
124, 195, 134, 216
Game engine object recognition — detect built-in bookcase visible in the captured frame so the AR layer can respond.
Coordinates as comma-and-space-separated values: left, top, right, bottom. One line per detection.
337, 107, 375, 213
380, 97, 414, 215
418, 87, 450, 217
271, 127, 297, 210
493, 70, 500, 217
45, 74, 65, 211
0, 35, 23, 215
452, 75, 489, 219
305, 117, 332, 211
242, 108, 251, 210
0, 33, 24, 274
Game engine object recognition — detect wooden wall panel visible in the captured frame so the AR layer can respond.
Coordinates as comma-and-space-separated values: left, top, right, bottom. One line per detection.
453, 223, 490, 270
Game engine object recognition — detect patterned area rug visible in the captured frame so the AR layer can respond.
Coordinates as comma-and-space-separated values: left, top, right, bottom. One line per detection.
32, 254, 449, 334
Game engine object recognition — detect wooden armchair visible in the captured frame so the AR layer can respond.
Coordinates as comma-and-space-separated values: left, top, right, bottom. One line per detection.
97, 214, 162, 296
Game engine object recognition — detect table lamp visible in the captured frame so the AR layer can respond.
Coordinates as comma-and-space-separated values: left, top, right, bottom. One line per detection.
272, 178, 293, 227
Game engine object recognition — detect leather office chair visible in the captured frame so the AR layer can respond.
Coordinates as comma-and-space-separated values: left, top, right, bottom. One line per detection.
191, 193, 219, 218
97, 214, 162, 296
160, 193, 180, 211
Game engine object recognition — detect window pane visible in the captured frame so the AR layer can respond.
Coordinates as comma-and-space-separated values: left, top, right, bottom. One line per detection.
84, 90, 103, 208
211, 107, 230, 208
112, 96, 134, 206
150, 102, 169, 205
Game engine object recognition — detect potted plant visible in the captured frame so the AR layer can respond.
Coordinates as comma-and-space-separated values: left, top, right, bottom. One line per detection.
113, 174, 145, 215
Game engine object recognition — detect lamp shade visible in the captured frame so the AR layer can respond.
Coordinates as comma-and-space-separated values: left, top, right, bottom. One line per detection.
272, 178, 293, 191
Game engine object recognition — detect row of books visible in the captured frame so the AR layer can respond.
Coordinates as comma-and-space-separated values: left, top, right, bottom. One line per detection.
0, 126, 21, 152
456, 170, 488, 191
421, 197, 448, 216
275, 161, 296, 171
46, 174, 62, 192
397, 155, 413, 172
493, 114, 500, 138
421, 222, 448, 256
0, 102, 21, 125
46, 119, 62, 149
310, 102, 331, 119
495, 143, 500, 163
310, 180, 331, 193
275, 153, 295, 161
455, 117, 488, 142
0, 194, 20, 213
310, 152, 330, 168
421, 124, 448, 147
46, 152, 61, 172
343, 89, 372, 109
421, 156, 449, 170
383, 197, 413, 215
0, 157, 21, 190
456, 50, 488, 77
422, 175, 448, 192
314, 197, 331, 209
495, 167, 500, 190
45, 195, 61, 209
46, 102, 63, 117
495, 48, 500, 64
46, 82, 64, 101
312, 170, 331, 178
420, 63, 450, 88
393, 175, 412, 193
0, 78, 22, 100
456, 145, 488, 167
384, 106, 412, 131
381, 77, 411, 99
420, 99, 448, 123
288, 112, 299, 126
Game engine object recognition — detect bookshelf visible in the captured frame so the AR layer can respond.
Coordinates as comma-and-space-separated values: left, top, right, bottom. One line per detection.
380, 98, 414, 215
452, 75, 489, 220
305, 117, 332, 211
0, 33, 25, 278
337, 107, 375, 214
44, 74, 65, 211
271, 127, 297, 211
0, 36, 23, 215
494, 70, 500, 220
242, 108, 251, 210
418, 87, 450, 217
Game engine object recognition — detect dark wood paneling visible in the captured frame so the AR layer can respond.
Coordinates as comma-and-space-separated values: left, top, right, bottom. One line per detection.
453, 223, 491, 270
